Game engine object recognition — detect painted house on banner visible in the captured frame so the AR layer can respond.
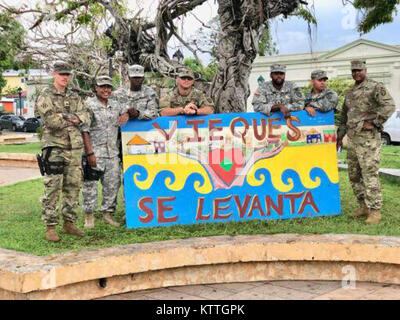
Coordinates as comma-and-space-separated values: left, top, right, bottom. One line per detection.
248, 39, 400, 110
127, 135, 152, 155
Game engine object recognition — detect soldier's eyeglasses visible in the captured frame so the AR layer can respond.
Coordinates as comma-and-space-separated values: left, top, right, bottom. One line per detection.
180, 77, 194, 81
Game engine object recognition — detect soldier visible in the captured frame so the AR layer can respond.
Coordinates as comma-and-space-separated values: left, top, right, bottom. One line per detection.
159, 68, 214, 116
81, 75, 130, 228
36, 62, 90, 242
304, 70, 339, 117
112, 64, 159, 120
337, 60, 395, 224
252, 64, 304, 119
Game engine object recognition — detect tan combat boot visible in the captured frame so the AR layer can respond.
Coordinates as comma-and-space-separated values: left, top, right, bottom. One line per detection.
46, 226, 60, 242
103, 212, 120, 227
348, 202, 369, 218
84, 213, 95, 229
365, 209, 382, 224
62, 221, 85, 237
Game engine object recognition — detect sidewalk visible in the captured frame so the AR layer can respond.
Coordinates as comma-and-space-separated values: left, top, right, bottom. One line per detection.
97, 280, 400, 300
0, 166, 41, 187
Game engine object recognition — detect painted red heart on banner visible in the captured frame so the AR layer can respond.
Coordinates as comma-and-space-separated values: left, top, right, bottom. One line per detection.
208, 148, 245, 186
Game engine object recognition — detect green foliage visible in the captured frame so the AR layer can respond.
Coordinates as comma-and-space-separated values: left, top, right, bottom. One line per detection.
0, 10, 30, 95
350, 0, 400, 33
258, 27, 279, 57
183, 58, 217, 82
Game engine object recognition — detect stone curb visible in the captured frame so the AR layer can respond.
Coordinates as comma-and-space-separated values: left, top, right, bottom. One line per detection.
338, 163, 400, 181
0, 153, 38, 168
0, 234, 399, 299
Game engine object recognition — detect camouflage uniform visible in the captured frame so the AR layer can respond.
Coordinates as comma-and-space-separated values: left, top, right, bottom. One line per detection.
160, 87, 214, 110
36, 85, 90, 226
304, 88, 339, 112
112, 85, 159, 120
252, 81, 305, 115
338, 64, 395, 211
82, 96, 128, 214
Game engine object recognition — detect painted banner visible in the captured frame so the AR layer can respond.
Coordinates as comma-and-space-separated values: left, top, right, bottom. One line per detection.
121, 110, 341, 228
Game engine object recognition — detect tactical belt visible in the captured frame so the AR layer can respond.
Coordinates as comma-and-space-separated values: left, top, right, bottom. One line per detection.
36, 147, 65, 176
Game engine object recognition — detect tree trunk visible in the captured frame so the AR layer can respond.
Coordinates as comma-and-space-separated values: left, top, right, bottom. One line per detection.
211, 0, 302, 113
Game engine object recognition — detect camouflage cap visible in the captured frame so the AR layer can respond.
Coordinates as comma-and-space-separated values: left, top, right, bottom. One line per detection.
351, 60, 366, 70
128, 64, 145, 77
178, 68, 195, 79
270, 64, 286, 73
53, 62, 72, 74
96, 75, 113, 87
311, 70, 328, 80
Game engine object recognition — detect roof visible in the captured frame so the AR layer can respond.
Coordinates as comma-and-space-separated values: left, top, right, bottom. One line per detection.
127, 135, 151, 146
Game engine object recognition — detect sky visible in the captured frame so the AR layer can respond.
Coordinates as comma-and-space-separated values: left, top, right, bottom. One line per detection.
132, 0, 400, 61
5, 0, 400, 62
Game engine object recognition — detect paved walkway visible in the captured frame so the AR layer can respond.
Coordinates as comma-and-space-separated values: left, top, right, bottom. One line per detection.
0, 166, 41, 187
97, 280, 400, 300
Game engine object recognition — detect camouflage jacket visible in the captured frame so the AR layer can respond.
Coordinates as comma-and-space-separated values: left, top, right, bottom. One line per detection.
111, 85, 159, 120
160, 87, 214, 110
36, 85, 90, 149
304, 88, 339, 112
82, 96, 127, 158
252, 81, 304, 115
337, 78, 395, 140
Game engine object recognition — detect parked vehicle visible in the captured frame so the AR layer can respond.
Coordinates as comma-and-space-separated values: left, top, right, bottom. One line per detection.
22, 117, 42, 133
382, 109, 400, 145
0, 114, 25, 131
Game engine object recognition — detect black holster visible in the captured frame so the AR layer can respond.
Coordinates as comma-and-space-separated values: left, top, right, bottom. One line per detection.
82, 156, 104, 181
36, 147, 65, 176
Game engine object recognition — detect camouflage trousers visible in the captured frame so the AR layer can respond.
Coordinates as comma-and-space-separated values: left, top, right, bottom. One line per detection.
41, 147, 83, 226
347, 129, 382, 210
82, 156, 121, 214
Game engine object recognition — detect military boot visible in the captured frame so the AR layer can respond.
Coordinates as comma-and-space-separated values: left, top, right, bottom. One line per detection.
348, 202, 369, 218
62, 221, 85, 237
84, 213, 95, 229
46, 226, 60, 242
103, 212, 120, 227
365, 209, 382, 224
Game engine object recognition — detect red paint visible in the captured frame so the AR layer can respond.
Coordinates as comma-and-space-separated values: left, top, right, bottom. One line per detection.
195, 197, 210, 220
268, 118, 281, 139
157, 197, 178, 223
284, 192, 305, 214
208, 148, 245, 186
138, 197, 154, 223
265, 194, 284, 216
298, 191, 320, 214
234, 195, 252, 218
213, 196, 233, 219
248, 195, 265, 217
209, 119, 223, 141
186, 119, 205, 143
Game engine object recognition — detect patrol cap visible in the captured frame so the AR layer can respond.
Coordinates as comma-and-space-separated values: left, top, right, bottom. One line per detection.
270, 64, 286, 73
178, 68, 195, 79
96, 75, 113, 87
53, 62, 72, 75
351, 60, 366, 70
311, 70, 328, 80
128, 64, 145, 77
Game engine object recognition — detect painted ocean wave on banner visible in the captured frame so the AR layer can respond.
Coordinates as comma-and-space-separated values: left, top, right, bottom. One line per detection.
121, 111, 341, 228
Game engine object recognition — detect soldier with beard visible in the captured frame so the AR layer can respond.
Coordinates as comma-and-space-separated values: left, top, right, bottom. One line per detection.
252, 64, 304, 119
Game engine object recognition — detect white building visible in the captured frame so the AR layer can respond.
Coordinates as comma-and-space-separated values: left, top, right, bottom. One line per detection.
248, 39, 400, 111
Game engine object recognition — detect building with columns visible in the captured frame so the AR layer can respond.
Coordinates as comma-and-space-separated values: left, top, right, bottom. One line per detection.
248, 39, 400, 111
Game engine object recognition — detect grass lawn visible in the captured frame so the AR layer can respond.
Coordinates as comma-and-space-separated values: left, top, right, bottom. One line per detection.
0, 142, 41, 154
0, 171, 399, 256
338, 145, 400, 169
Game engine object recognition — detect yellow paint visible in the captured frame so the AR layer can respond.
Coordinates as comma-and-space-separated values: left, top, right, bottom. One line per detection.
247, 144, 339, 192
123, 143, 338, 194
4, 75, 26, 92
123, 153, 213, 194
